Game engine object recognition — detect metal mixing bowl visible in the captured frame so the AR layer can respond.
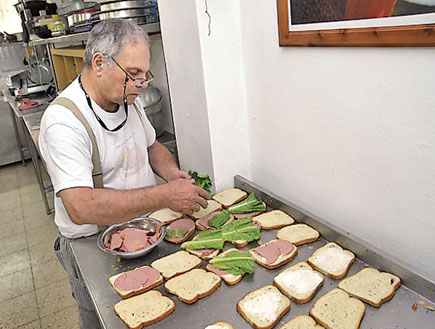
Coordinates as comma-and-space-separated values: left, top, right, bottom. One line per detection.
97, 217, 165, 259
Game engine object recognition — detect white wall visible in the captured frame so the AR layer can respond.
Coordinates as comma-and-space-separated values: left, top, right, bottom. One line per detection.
239, 1, 435, 280
159, 0, 435, 280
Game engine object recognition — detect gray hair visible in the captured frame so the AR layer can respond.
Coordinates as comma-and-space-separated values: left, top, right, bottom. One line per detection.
83, 19, 150, 67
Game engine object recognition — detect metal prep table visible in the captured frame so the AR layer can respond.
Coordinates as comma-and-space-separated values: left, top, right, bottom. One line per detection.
69, 176, 435, 329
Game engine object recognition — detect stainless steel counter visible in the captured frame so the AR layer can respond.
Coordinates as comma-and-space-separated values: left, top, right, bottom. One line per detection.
70, 176, 435, 329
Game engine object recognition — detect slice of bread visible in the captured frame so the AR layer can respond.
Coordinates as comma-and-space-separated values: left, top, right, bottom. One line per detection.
277, 224, 320, 246
151, 250, 202, 280
273, 262, 324, 304
338, 267, 401, 307
205, 248, 244, 286
253, 210, 295, 230
109, 265, 163, 299
205, 322, 235, 329
164, 218, 195, 244
148, 208, 183, 224
114, 290, 175, 329
250, 239, 298, 270
307, 242, 355, 279
192, 200, 223, 219
231, 239, 249, 248
164, 268, 222, 304
237, 285, 291, 329
279, 315, 325, 329
309, 288, 365, 329
212, 188, 248, 208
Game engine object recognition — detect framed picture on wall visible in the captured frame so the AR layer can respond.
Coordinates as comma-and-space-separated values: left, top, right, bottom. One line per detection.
277, 0, 435, 46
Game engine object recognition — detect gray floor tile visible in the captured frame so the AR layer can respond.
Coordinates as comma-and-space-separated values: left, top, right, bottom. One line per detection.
0, 206, 23, 226
0, 291, 39, 329
0, 164, 17, 178
0, 177, 19, 194
19, 185, 44, 205
0, 267, 33, 302
32, 259, 68, 290
23, 212, 55, 231
0, 192, 21, 212
39, 305, 79, 329
27, 224, 59, 248
22, 201, 48, 219
15, 320, 41, 329
0, 219, 25, 240
35, 279, 76, 318
29, 241, 57, 267
0, 230, 27, 257
0, 248, 30, 278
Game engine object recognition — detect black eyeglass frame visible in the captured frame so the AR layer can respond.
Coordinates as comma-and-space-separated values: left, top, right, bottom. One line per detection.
110, 56, 154, 85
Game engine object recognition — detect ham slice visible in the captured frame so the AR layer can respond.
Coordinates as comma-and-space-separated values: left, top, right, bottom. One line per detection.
109, 233, 123, 251
251, 240, 294, 264
234, 211, 262, 219
106, 227, 158, 252
192, 249, 216, 256
114, 267, 160, 291
167, 218, 195, 231
207, 264, 230, 276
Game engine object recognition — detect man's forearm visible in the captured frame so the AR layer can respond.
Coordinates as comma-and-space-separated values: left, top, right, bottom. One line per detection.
148, 141, 179, 181
60, 184, 168, 225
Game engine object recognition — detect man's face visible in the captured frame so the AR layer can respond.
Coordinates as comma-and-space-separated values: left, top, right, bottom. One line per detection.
102, 39, 150, 106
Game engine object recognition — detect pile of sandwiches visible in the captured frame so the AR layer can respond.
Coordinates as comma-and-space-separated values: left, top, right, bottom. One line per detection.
108, 188, 402, 329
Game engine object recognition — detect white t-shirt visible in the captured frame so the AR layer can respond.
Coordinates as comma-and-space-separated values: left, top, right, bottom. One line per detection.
39, 78, 157, 238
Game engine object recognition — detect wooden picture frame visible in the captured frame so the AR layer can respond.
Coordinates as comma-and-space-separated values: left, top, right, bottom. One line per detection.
277, 0, 435, 47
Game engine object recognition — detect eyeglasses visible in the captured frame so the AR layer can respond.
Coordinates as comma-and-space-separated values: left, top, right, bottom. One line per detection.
110, 56, 154, 85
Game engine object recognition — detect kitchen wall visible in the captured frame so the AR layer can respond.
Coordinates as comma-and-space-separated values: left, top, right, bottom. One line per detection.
159, 0, 435, 280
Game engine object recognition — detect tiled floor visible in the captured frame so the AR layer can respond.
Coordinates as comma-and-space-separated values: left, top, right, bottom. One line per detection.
0, 161, 79, 329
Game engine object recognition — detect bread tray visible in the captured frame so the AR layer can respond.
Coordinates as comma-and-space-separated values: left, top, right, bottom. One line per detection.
97, 216, 165, 259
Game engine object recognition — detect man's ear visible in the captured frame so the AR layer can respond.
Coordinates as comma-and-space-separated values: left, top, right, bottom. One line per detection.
92, 53, 106, 77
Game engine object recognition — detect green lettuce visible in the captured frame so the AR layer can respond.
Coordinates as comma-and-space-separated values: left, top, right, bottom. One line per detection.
181, 229, 223, 250
221, 217, 261, 243
188, 170, 212, 195
165, 229, 188, 239
209, 250, 255, 275
228, 192, 266, 214
209, 210, 231, 228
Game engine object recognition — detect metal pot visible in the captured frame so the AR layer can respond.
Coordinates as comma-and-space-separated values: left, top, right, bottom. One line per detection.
139, 86, 164, 137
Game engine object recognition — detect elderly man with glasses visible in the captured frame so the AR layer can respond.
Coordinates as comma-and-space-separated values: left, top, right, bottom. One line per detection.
39, 19, 209, 328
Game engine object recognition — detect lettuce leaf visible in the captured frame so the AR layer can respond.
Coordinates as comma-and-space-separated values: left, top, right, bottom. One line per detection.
209, 210, 230, 228
228, 192, 266, 214
188, 170, 212, 195
181, 229, 223, 250
165, 229, 187, 239
221, 217, 261, 243
209, 250, 255, 275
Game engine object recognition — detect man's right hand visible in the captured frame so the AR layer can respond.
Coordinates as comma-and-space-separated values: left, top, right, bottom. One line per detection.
164, 178, 210, 216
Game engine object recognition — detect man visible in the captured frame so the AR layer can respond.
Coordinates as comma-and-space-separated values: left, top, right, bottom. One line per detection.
39, 19, 209, 328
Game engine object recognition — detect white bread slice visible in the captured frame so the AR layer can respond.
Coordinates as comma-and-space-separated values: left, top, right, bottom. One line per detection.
274, 262, 324, 304
192, 200, 223, 219
277, 224, 320, 246
310, 288, 365, 329
205, 322, 235, 329
109, 266, 163, 299
237, 285, 291, 329
114, 290, 175, 329
212, 188, 247, 208
338, 267, 401, 307
164, 268, 221, 304
148, 208, 183, 224
151, 250, 202, 280
250, 239, 298, 270
279, 315, 325, 329
205, 248, 244, 286
253, 210, 295, 230
231, 239, 249, 248
307, 242, 355, 279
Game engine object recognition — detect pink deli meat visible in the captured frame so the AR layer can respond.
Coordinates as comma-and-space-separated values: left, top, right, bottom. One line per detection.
198, 211, 233, 229
107, 227, 156, 252
167, 218, 195, 231
114, 267, 160, 291
207, 264, 230, 276
234, 211, 262, 219
252, 240, 294, 264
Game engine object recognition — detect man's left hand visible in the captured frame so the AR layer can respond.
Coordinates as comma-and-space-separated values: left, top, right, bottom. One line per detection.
165, 169, 191, 182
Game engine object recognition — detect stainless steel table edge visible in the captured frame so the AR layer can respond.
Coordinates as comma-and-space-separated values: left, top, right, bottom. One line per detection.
234, 175, 435, 302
